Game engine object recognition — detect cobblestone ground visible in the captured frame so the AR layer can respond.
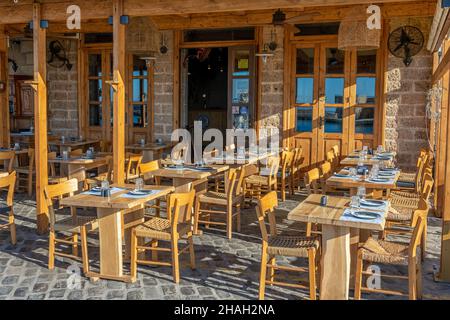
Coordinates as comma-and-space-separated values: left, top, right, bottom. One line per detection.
0, 192, 450, 300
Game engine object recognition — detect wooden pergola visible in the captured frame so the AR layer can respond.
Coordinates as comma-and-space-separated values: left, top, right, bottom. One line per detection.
0, 0, 449, 283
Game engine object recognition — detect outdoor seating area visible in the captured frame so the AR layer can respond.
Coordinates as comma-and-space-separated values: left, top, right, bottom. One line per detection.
1, 0, 450, 302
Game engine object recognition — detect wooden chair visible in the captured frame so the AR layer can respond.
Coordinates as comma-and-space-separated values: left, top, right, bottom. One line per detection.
99, 140, 112, 153
0, 172, 17, 245
304, 168, 321, 195
130, 190, 196, 284
15, 148, 35, 196
86, 155, 113, 188
126, 153, 143, 183
244, 156, 280, 202
256, 191, 320, 300
396, 151, 431, 192
0, 151, 15, 173
355, 199, 428, 300
290, 147, 304, 191
139, 160, 165, 217
259, 151, 294, 201
44, 179, 98, 274
397, 149, 428, 184
326, 150, 337, 171
194, 167, 245, 239
70, 149, 83, 157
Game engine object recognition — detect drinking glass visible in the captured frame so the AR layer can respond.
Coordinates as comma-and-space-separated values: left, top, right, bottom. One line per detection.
135, 178, 144, 192
350, 196, 360, 214
13, 143, 20, 151
357, 186, 366, 200
140, 139, 146, 146
349, 167, 357, 178
62, 151, 69, 161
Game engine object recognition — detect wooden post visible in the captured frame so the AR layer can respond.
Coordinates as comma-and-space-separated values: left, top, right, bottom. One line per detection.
32, 3, 49, 234
112, 0, 126, 184
0, 25, 10, 148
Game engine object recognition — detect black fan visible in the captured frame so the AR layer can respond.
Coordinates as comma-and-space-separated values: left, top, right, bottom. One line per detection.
47, 40, 73, 71
388, 26, 424, 67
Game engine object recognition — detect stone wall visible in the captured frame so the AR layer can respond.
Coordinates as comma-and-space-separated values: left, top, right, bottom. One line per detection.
8, 38, 79, 138
385, 17, 432, 170
153, 31, 174, 142
259, 26, 284, 141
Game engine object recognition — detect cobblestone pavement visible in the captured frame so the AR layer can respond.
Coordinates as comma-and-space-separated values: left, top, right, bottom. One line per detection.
0, 192, 450, 300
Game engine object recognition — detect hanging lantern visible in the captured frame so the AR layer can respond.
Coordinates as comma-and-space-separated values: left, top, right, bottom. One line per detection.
338, 5, 381, 51
126, 16, 159, 58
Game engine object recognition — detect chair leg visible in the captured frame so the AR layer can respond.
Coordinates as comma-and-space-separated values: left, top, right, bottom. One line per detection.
188, 232, 196, 270
408, 258, 417, 300
421, 221, 427, 262
306, 222, 312, 237
48, 230, 55, 270
9, 210, 16, 245
171, 237, 180, 284
226, 205, 233, 240
27, 174, 33, 197
308, 248, 317, 300
80, 226, 89, 274
236, 203, 241, 233
268, 256, 276, 284
258, 247, 268, 300
193, 199, 201, 235
416, 258, 423, 300
130, 229, 138, 283
72, 233, 79, 257
281, 179, 286, 202
354, 251, 363, 300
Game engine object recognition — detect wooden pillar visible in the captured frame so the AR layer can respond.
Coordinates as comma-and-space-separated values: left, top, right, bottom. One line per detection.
111, 0, 125, 184
173, 30, 181, 131
0, 25, 10, 148
32, 3, 49, 234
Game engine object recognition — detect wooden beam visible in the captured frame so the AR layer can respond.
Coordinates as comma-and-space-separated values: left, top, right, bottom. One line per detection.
32, 3, 49, 234
0, 26, 10, 148
427, 2, 450, 53
0, 0, 436, 25
111, 0, 125, 185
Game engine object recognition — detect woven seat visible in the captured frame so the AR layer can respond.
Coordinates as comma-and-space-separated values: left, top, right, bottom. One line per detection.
398, 172, 416, 182
387, 206, 414, 222
268, 236, 319, 257
246, 174, 270, 186
360, 238, 409, 265
54, 216, 98, 233
134, 217, 191, 241
197, 191, 243, 205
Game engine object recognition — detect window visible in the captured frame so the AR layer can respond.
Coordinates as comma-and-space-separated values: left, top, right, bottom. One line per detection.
130, 55, 150, 128
88, 53, 103, 126
295, 48, 315, 132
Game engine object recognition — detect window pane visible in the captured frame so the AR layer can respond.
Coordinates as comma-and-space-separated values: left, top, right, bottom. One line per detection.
232, 78, 250, 104
89, 104, 102, 126
355, 107, 374, 134
133, 105, 146, 128
356, 77, 376, 104
88, 54, 102, 77
326, 48, 344, 74
133, 56, 148, 76
357, 50, 377, 74
296, 48, 315, 74
89, 80, 102, 102
325, 78, 344, 104
296, 78, 314, 104
296, 107, 313, 132
234, 50, 250, 76
324, 107, 343, 133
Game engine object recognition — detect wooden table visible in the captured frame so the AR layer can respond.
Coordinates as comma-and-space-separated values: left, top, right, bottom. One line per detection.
0, 148, 30, 169
152, 165, 229, 192
48, 155, 109, 176
326, 169, 401, 196
126, 142, 175, 162
49, 139, 101, 153
60, 184, 174, 282
340, 153, 395, 166
288, 194, 388, 300
205, 150, 278, 166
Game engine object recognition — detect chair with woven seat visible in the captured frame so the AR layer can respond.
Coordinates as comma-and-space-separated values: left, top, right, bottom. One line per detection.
0, 172, 17, 245
139, 160, 165, 217
126, 153, 143, 183
15, 148, 34, 196
44, 179, 99, 274
256, 191, 320, 300
0, 151, 15, 173
355, 200, 428, 300
130, 190, 196, 284
259, 151, 294, 201
194, 167, 245, 239
397, 149, 428, 183
395, 150, 430, 191
244, 156, 280, 202
319, 161, 346, 196
290, 147, 304, 192
304, 168, 321, 195
326, 150, 337, 172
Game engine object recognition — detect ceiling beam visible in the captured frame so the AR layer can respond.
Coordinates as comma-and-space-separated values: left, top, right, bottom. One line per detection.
0, 0, 437, 25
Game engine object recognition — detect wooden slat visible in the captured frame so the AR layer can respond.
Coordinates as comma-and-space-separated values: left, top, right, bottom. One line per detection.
32, 3, 49, 234
0, 26, 10, 148
112, 0, 126, 184
0, 0, 436, 25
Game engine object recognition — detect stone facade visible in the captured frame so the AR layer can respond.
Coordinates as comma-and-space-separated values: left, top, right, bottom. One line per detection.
385, 17, 432, 170
8, 38, 79, 138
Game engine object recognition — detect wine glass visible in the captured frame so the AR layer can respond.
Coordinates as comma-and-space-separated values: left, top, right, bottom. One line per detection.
350, 196, 360, 215
135, 178, 144, 192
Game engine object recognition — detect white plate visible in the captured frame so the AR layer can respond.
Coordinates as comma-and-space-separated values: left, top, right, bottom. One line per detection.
348, 211, 380, 220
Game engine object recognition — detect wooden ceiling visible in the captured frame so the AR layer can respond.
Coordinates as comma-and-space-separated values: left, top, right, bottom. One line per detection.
0, 0, 436, 26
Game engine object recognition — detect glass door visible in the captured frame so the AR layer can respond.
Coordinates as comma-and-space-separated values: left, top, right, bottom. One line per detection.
228, 47, 255, 130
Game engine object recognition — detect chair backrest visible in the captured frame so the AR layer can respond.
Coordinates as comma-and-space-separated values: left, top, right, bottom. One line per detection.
280, 150, 294, 178
139, 160, 160, 183
416, 154, 433, 193
419, 172, 434, 202
26, 149, 35, 173
126, 153, 143, 179
332, 145, 340, 158
304, 168, 321, 195
326, 150, 336, 169
0, 151, 15, 173
409, 199, 429, 258
168, 189, 196, 227
100, 140, 112, 153
44, 178, 79, 226
256, 191, 278, 243
0, 171, 16, 207
266, 156, 280, 185
48, 152, 57, 177
101, 155, 114, 183
319, 161, 332, 191
291, 147, 303, 175
70, 149, 83, 157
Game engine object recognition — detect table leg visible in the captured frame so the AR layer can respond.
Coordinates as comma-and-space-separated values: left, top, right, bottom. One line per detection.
173, 178, 193, 193
97, 207, 124, 278
320, 225, 351, 300
123, 207, 145, 261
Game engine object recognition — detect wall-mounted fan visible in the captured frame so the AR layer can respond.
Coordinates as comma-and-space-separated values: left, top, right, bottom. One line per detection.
388, 26, 424, 67
47, 40, 73, 70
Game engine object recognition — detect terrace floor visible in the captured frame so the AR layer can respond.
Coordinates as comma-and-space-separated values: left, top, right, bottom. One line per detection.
1, 192, 450, 300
